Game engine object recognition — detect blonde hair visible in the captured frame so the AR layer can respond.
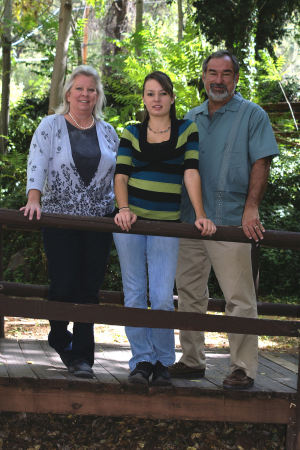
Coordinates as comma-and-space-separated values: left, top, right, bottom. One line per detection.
55, 65, 106, 119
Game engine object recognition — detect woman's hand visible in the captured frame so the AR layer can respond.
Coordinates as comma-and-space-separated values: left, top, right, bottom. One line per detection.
114, 208, 137, 231
20, 201, 41, 220
19, 189, 41, 220
194, 217, 216, 236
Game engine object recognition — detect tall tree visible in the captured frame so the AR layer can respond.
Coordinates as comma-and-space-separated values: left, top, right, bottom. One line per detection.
256, 0, 300, 56
101, 0, 132, 76
0, 0, 54, 153
48, 0, 73, 114
192, 0, 300, 59
177, 0, 183, 42
0, 0, 13, 154
82, 4, 90, 64
135, 0, 143, 31
135, 0, 143, 54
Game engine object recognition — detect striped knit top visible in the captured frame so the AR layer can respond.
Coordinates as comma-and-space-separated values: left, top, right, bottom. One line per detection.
115, 119, 199, 221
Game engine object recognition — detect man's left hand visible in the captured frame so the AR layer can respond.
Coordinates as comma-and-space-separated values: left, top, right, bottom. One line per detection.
242, 205, 265, 242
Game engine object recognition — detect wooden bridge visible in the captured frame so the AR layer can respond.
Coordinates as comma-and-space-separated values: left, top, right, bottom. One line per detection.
0, 208, 299, 449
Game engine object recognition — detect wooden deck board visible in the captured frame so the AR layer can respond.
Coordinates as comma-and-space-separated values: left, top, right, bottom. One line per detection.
0, 339, 38, 379
0, 338, 297, 424
0, 339, 297, 392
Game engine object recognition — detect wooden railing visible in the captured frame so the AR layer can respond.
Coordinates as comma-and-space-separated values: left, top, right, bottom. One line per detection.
0, 208, 300, 448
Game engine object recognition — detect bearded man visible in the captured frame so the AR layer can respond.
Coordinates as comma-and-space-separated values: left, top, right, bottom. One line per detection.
169, 50, 279, 389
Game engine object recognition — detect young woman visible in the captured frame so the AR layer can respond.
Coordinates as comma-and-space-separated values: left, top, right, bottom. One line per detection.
113, 71, 216, 386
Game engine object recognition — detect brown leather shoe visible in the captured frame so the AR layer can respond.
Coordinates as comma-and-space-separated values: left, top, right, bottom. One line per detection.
168, 362, 205, 379
223, 369, 254, 390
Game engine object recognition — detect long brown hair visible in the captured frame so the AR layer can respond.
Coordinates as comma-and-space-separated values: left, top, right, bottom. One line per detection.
142, 71, 176, 122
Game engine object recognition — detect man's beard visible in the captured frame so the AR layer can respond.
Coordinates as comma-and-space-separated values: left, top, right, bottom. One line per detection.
206, 82, 236, 102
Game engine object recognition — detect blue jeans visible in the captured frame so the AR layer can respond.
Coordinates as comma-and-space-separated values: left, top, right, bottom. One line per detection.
43, 228, 112, 366
113, 232, 179, 371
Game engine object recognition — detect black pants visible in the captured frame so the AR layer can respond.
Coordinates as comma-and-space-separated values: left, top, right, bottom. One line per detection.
43, 227, 112, 366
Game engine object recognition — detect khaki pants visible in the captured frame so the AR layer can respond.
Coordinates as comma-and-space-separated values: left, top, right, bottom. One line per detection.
176, 238, 258, 379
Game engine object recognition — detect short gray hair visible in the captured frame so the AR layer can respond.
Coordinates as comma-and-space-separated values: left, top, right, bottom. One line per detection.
55, 65, 106, 119
202, 50, 240, 75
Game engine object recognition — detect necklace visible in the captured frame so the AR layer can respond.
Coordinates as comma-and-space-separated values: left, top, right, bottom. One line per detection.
148, 124, 171, 134
68, 112, 95, 130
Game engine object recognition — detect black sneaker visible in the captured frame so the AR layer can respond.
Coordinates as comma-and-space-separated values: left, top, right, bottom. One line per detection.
151, 361, 171, 386
68, 360, 94, 379
128, 361, 153, 385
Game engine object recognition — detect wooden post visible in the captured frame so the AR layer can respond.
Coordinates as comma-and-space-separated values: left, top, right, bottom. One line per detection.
251, 242, 260, 299
287, 340, 300, 449
0, 225, 4, 337
295, 340, 300, 449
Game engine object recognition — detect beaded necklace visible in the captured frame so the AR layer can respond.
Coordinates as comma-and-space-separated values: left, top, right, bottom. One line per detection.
68, 112, 95, 130
147, 124, 171, 134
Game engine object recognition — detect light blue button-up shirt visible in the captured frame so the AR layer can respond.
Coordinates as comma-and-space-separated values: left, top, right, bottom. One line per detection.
181, 93, 279, 226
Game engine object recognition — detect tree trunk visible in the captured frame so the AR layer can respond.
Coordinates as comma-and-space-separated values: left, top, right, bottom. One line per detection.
0, 0, 12, 154
82, 5, 90, 64
135, 0, 143, 32
71, 18, 83, 66
135, 0, 143, 55
101, 0, 131, 76
48, 0, 73, 115
177, 0, 183, 42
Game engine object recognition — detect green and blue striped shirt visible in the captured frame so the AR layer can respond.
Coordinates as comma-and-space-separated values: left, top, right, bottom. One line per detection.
115, 119, 199, 221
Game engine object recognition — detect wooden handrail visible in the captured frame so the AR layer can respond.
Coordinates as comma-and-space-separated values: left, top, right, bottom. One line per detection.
0, 294, 299, 337
1, 208, 300, 250
1, 281, 299, 318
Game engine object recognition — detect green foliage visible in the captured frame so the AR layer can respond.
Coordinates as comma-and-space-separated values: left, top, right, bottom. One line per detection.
103, 19, 213, 131
192, 0, 300, 59
1, 94, 49, 209
192, 0, 256, 60
1, 92, 50, 285
256, 0, 300, 55
2, 19, 300, 301
258, 104, 300, 298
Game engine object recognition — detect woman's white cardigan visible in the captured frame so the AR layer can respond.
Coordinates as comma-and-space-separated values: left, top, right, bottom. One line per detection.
26, 114, 119, 217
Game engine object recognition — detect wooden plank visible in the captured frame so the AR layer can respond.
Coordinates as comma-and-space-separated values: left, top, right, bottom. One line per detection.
261, 102, 300, 113
0, 338, 37, 379
1, 208, 300, 250
1, 295, 299, 337
40, 340, 97, 383
0, 382, 296, 424
0, 347, 9, 378
93, 345, 120, 384
260, 351, 298, 374
2, 281, 299, 318
258, 357, 297, 391
179, 349, 296, 393
204, 353, 290, 393
96, 346, 131, 384
18, 340, 57, 380
39, 340, 69, 379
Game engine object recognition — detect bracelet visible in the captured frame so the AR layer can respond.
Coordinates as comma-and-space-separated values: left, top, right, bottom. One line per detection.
119, 206, 130, 211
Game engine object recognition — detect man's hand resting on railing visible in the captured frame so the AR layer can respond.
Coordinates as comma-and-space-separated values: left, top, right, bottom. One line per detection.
19, 189, 42, 221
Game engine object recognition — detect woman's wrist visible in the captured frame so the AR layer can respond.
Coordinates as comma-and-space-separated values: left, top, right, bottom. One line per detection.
118, 206, 130, 211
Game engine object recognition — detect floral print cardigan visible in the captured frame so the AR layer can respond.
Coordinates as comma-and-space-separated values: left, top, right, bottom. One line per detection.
26, 114, 119, 217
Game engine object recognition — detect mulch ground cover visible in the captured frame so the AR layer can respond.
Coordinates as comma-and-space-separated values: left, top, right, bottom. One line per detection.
0, 412, 286, 449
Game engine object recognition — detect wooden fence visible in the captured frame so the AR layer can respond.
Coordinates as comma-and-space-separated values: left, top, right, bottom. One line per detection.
0, 208, 300, 449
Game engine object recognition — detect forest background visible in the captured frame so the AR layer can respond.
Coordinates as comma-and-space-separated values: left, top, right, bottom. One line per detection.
0, 0, 299, 304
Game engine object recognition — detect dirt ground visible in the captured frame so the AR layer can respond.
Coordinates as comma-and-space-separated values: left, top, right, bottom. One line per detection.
0, 316, 297, 449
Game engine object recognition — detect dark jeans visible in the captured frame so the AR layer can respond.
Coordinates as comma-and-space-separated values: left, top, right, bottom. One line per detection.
43, 227, 112, 366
